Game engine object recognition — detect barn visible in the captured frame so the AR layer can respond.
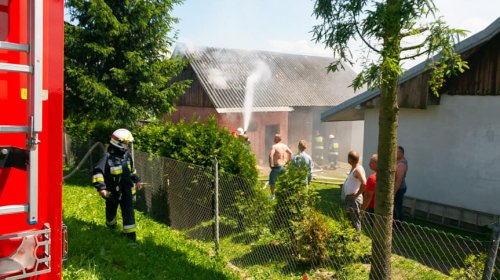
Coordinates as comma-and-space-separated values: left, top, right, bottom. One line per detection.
322, 18, 500, 229
170, 45, 365, 167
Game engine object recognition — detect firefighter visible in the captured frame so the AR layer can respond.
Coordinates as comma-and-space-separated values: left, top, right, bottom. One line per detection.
313, 130, 324, 165
92, 128, 141, 242
328, 134, 340, 169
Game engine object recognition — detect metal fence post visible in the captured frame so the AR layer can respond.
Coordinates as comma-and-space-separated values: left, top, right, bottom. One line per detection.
482, 221, 500, 280
213, 157, 220, 254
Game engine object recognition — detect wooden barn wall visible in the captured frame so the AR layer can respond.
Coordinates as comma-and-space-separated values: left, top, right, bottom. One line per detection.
176, 65, 214, 107
445, 35, 500, 95
218, 112, 289, 167
165, 106, 218, 123
365, 34, 500, 108
397, 72, 430, 109
366, 72, 431, 109
288, 108, 314, 153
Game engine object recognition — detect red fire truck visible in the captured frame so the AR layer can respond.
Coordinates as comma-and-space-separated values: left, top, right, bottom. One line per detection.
0, 0, 65, 278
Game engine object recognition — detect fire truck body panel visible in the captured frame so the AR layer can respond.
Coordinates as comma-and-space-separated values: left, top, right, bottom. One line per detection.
0, 0, 64, 278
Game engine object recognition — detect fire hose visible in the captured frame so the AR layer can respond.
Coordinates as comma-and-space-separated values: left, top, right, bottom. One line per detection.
62, 142, 105, 181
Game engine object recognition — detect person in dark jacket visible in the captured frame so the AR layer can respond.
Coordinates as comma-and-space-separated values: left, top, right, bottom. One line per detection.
394, 146, 408, 221
92, 128, 141, 241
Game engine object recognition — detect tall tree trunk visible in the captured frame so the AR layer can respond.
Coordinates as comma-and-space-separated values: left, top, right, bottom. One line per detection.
370, 74, 398, 280
370, 1, 401, 279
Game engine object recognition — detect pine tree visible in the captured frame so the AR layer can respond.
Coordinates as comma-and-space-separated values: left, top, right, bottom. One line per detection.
64, 0, 190, 140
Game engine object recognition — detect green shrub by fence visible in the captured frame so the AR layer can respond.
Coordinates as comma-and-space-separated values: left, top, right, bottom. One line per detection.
134, 151, 500, 279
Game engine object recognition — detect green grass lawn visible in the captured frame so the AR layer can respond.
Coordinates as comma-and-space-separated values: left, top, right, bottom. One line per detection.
186, 181, 452, 279
63, 170, 483, 279
62, 171, 239, 280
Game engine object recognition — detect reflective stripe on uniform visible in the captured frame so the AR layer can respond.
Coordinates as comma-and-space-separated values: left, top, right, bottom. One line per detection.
110, 166, 122, 175
106, 217, 117, 226
127, 164, 137, 175
123, 224, 136, 233
92, 173, 104, 183
314, 137, 324, 149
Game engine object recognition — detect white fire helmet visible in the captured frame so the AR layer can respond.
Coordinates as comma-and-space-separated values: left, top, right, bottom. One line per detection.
329, 134, 335, 139
236, 127, 244, 136
110, 128, 134, 151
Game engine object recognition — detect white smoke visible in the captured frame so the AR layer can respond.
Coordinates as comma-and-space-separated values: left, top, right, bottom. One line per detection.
243, 60, 271, 131
207, 68, 229, 89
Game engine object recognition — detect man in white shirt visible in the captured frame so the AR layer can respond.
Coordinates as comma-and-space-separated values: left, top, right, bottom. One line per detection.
341, 150, 367, 232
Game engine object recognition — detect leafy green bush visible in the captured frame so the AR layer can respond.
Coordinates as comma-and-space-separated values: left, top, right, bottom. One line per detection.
232, 180, 273, 236
134, 116, 258, 183
450, 253, 487, 280
134, 116, 266, 232
271, 160, 365, 264
271, 160, 314, 236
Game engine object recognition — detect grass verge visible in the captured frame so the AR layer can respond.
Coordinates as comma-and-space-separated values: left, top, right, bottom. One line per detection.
62, 171, 239, 280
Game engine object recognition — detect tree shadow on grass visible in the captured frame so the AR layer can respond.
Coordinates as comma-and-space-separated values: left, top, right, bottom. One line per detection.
182, 218, 253, 242
316, 187, 343, 218
63, 216, 236, 280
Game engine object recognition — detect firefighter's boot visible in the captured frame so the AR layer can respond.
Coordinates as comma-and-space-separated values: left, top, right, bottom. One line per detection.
124, 232, 136, 242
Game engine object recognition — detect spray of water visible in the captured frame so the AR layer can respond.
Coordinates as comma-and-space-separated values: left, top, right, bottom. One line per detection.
243, 60, 271, 131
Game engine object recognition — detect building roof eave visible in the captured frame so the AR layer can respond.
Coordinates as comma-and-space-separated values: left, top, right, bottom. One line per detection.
321, 88, 379, 121
216, 107, 294, 113
321, 17, 500, 122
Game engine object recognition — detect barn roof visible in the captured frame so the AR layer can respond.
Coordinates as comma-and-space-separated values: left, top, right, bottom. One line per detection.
174, 45, 361, 111
322, 16, 500, 122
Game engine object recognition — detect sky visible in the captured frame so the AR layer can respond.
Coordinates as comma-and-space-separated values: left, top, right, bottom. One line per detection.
172, 0, 500, 72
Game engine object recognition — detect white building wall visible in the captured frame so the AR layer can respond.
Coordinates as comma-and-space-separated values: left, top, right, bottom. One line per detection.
362, 95, 500, 216
325, 120, 364, 163
350, 120, 365, 162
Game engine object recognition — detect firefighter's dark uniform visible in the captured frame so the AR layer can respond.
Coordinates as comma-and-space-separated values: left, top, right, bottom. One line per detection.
313, 133, 324, 164
92, 145, 140, 241
328, 139, 339, 169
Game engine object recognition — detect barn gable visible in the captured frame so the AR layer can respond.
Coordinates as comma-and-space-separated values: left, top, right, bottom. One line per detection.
170, 45, 365, 167
174, 45, 361, 111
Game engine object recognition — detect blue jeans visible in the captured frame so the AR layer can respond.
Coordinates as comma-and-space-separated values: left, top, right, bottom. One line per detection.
269, 166, 285, 186
344, 195, 362, 232
394, 186, 407, 221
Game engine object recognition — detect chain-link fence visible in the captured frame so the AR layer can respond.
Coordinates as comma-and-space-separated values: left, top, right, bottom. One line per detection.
134, 151, 500, 279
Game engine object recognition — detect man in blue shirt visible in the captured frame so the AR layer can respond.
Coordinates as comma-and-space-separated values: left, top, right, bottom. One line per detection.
292, 140, 313, 185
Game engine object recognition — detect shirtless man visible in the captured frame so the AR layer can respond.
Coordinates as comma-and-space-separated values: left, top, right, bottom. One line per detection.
268, 134, 293, 199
